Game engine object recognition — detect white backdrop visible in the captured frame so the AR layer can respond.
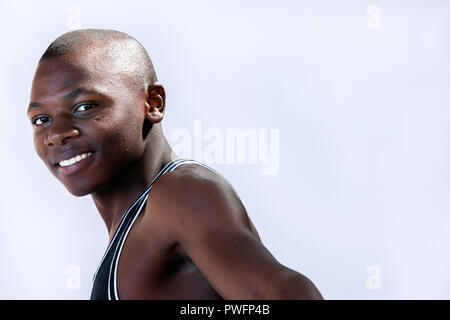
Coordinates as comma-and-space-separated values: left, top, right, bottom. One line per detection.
0, 0, 449, 299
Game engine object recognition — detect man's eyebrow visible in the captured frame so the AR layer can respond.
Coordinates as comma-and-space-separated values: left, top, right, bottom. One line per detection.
63, 87, 97, 100
27, 88, 99, 114
28, 102, 41, 110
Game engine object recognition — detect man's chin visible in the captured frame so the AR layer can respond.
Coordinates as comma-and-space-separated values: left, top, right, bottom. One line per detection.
67, 188, 92, 197
64, 182, 97, 197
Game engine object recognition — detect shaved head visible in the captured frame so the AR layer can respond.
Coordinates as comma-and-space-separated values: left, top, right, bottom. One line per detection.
39, 29, 157, 90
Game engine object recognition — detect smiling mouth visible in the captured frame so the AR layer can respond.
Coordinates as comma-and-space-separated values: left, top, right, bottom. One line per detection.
55, 151, 96, 177
56, 151, 93, 167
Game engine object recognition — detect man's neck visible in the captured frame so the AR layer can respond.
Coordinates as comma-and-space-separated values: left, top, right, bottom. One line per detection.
90, 134, 179, 242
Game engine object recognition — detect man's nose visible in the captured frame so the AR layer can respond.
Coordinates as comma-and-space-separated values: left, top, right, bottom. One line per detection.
46, 119, 80, 146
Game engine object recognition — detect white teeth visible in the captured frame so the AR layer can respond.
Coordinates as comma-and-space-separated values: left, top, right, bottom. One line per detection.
59, 152, 92, 167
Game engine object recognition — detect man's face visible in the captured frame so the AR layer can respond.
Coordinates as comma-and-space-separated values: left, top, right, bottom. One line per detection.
28, 52, 147, 196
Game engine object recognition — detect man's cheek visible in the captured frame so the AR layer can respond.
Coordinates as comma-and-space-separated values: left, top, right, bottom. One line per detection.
33, 139, 46, 162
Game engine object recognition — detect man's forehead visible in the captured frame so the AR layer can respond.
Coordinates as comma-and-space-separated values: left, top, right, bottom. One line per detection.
34, 52, 106, 81
31, 54, 117, 99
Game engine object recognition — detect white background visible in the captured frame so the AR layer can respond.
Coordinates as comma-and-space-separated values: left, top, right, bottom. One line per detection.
0, 0, 449, 299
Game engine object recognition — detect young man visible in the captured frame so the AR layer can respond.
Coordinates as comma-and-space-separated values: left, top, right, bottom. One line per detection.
28, 29, 323, 300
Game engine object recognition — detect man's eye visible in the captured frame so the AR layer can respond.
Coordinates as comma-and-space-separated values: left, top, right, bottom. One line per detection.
75, 103, 97, 112
32, 116, 49, 126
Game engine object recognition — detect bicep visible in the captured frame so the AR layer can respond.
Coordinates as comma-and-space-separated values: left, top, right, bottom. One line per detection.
182, 220, 284, 299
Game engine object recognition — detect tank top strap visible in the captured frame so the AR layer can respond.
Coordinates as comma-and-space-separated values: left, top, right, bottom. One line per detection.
91, 157, 188, 284
108, 158, 202, 299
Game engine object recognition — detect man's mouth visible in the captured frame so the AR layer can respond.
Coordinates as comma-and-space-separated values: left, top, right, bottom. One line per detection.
57, 151, 93, 167
55, 151, 96, 176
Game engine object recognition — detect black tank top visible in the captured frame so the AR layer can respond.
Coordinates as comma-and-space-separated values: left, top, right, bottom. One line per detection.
90, 158, 238, 300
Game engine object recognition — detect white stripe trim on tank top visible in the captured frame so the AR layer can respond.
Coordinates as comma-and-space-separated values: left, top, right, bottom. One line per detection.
106, 158, 186, 299
92, 158, 185, 283
111, 159, 191, 299
92, 194, 146, 282
111, 193, 150, 299
110, 159, 241, 299
109, 197, 148, 300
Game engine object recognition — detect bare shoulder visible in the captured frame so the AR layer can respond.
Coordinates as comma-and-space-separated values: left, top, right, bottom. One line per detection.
143, 162, 259, 243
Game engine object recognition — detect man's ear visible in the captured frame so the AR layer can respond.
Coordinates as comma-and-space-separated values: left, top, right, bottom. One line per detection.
145, 82, 166, 124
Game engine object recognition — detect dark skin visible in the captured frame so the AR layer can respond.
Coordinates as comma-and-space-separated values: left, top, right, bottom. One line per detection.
28, 47, 323, 299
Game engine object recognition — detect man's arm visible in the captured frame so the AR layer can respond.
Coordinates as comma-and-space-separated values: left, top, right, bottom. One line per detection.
147, 165, 323, 300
